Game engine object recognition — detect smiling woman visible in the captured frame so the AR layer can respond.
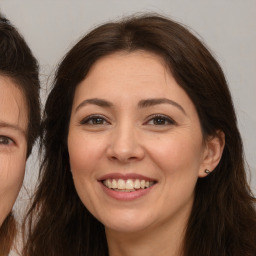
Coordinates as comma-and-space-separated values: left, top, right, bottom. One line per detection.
0, 14, 40, 255
23, 14, 256, 256
68, 51, 219, 237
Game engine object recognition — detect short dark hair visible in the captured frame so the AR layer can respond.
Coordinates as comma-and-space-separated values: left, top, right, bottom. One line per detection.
0, 13, 41, 254
0, 14, 41, 156
24, 14, 256, 256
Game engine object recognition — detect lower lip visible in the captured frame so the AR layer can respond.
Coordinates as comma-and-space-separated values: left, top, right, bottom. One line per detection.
99, 182, 155, 201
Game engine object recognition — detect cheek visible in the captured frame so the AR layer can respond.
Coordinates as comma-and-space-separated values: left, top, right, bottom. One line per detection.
0, 154, 26, 189
0, 154, 26, 223
145, 135, 204, 217
147, 133, 204, 176
67, 132, 105, 215
68, 131, 106, 175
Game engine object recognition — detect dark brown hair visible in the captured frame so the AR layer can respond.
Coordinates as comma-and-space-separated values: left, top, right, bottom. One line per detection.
0, 14, 40, 255
0, 15, 40, 156
0, 214, 16, 256
23, 14, 256, 256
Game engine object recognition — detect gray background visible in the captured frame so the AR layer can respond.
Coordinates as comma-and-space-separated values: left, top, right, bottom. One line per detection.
1, 0, 255, 224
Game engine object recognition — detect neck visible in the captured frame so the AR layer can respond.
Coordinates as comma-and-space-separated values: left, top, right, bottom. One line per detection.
105, 213, 187, 256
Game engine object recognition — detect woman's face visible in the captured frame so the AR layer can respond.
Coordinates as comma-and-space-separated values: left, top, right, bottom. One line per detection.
68, 51, 210, 234
0, 76, 28, 226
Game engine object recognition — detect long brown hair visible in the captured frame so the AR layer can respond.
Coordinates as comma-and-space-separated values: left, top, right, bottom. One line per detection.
0, 214, 16, 256
23, 14, 256, 256
0, 14, 40, 255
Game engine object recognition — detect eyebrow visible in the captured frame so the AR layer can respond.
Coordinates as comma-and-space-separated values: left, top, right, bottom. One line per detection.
75, 97, 186, 115
138, 98, 186, 115
0, 121, 26, 136
75, 98, 113, 112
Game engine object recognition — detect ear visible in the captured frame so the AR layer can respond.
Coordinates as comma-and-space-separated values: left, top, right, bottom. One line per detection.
198, 130, 225, 177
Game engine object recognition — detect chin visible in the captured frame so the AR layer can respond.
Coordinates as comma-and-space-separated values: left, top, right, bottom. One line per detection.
105, 221, 150, 234
98, 210, 155, 234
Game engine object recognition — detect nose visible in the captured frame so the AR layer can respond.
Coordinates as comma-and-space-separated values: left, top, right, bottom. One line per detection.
106, 124, 145, 163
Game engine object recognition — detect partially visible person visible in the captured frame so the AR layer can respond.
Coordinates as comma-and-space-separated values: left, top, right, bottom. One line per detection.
0, 14, 40, 255
23, 14, 255, 256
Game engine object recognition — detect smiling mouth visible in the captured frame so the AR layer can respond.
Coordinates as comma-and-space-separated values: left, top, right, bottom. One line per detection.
102, 178, 156, 192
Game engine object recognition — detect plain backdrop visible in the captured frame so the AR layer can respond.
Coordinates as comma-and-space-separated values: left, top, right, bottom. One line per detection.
1, 0, 255, 227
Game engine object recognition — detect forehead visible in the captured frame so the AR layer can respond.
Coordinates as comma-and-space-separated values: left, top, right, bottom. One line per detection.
75, 51, 176, 98
85, 50, 168, 85
73, 51, 196, 111
0, 75, 28, 133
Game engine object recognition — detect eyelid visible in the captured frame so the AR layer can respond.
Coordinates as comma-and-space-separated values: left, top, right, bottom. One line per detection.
144, 114, 176, 125
79, 114, 110, 125
0, 135, 15, 146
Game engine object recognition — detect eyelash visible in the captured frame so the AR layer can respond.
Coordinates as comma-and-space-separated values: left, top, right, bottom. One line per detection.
80, 114, 175, 126
80, 115, 109, 125
0, 136, 15, 146
145, 114, 176, 126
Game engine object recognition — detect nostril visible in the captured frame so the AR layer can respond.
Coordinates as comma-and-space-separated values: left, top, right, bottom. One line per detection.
106, 143, 145, 162
109, 155, 118, 161
108, 154, 142, 162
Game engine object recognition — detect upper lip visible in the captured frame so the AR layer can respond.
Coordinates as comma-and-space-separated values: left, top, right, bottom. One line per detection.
98, 173, 157, 182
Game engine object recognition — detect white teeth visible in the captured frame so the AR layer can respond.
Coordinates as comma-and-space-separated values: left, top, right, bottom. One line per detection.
112, 179, 117, 189
134, 179, 141, 189
117, 179, 126, 189
125, 179, 134, 189
103, 178, 155, 191
104, 179, 112, 188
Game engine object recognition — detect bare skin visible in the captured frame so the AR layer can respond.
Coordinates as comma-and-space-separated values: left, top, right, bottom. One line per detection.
68, 51, 224, 256
0, 76, 27, 226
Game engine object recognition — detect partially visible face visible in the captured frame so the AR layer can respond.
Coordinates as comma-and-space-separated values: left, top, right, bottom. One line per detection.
0, 76, 28, 226
68, 51, 208, 234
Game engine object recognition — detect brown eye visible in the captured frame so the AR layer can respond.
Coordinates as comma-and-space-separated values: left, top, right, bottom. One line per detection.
0, 136, 14, 145
153, 117, 168, 125
146, 115, 175, 126
90, 117, 105, 125
80, 115, 109, 125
